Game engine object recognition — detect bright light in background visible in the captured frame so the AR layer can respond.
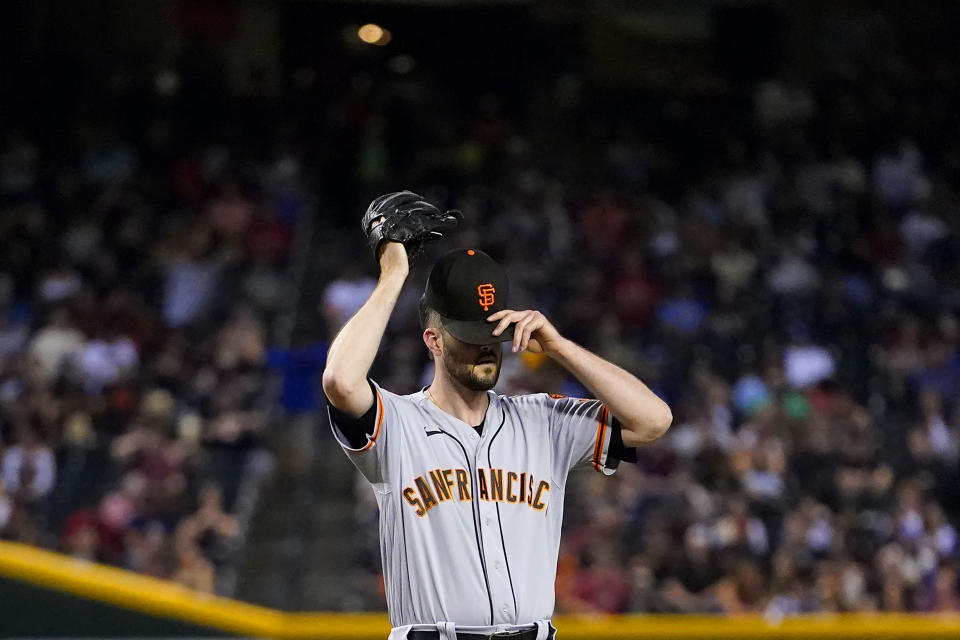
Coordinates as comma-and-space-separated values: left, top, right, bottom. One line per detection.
357, 23, 391, 46
357, 23, 383, 43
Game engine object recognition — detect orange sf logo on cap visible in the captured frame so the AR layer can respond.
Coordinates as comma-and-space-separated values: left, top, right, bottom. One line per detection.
477, 283, 496, 311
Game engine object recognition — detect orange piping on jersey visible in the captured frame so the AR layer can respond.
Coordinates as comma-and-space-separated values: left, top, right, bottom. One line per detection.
593, 406, 608, 471
600, 407, 609, 470
592, 406, 603, 470
358, 388, 385, 452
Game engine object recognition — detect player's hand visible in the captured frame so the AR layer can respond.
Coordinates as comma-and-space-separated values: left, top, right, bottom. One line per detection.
378, 241, 409, 278
373, 216, 409, 279
487, 309, 564, 354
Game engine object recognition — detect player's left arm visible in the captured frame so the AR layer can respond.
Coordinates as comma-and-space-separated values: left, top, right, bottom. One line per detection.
489, 309, 672, 447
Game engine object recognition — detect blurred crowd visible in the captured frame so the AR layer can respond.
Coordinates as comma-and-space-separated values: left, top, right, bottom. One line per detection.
0, 120, 301, 592
3, 2, 960, 615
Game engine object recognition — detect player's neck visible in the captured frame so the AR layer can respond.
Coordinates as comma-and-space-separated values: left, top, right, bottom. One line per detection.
426, 373, 489, 426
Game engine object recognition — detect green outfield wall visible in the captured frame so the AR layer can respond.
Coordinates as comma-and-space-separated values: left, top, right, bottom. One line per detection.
0, 575, 224, 637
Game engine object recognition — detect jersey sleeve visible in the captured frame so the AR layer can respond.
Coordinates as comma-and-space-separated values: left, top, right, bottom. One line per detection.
326, 379, 398, 484
544, 394, 632, 476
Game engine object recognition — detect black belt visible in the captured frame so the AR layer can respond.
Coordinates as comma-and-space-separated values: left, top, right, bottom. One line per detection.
407, 626, 552, 640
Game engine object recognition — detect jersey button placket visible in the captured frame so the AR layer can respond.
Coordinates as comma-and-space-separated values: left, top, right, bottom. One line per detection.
476, 434, 515, 623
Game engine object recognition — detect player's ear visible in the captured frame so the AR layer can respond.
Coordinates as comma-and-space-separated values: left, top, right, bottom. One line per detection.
423, 327, 443, 359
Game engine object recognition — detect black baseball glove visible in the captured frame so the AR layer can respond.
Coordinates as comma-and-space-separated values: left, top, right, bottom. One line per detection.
362, 190, 463, 261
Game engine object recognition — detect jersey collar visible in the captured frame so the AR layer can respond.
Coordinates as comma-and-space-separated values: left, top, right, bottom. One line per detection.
419, 388, 503, 443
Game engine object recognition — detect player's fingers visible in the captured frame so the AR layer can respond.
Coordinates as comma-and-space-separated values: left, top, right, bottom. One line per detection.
520, 313, 545, 352
512, 312, 535, 352
520, 313, 543, 351
487, 309, 511, 322
491, 310, 524, 336
491, 315, 513, 337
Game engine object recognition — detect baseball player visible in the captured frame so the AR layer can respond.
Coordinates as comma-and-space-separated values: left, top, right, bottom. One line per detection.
322, 191, 672, 640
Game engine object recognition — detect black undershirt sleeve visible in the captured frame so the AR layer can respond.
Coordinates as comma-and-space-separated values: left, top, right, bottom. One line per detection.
325, 380, 378, 449
607, 416, 638, 465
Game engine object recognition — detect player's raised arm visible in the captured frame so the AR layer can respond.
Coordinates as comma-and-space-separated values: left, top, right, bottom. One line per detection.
488, 309, 673, 447
322, 242, 407, 417
322, 191, 462, 418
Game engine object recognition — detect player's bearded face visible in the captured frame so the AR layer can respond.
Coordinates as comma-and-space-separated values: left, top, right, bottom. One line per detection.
441, 332, 502, 391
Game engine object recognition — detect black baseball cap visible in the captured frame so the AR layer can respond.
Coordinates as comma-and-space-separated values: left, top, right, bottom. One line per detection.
421, 248, 514, 345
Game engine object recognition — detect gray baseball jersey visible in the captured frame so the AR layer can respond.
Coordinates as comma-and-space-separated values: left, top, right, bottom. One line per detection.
329, 380, 627, 634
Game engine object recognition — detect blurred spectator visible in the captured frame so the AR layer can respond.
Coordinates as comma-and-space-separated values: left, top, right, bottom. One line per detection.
175, 484, 238, 572
74, 328, 139, 394
28, 308, 84, 383
783, 329, 836, 389
873, 141, 929, 209
1, 426, 55, 543
161, 225, 223, 328
570, 547, 631, 613
206, 180, 255, 242
2, 427, 55, 503
215, 309, 265, 371
612, 253, 660, 329
172, 543, 216, 593
321, 268, 376, 337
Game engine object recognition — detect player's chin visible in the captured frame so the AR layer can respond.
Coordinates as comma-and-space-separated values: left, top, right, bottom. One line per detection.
474, 362, 499, 377
467, 364, 500, 390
